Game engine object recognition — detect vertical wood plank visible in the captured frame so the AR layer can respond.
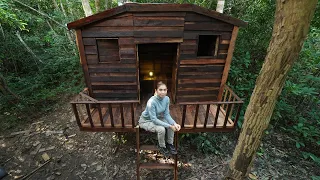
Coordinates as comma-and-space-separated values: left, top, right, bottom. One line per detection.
204, 104, 210, 128
217, 26, 239, 101
85, 104, 94, 127
75, 30, 93, 96
193, 104, 199, 128
120, 104, 125, 127
97, 104, 104, 127
108, 104, 114, 127
214, 104, 221, 128
72, 104, 82, 128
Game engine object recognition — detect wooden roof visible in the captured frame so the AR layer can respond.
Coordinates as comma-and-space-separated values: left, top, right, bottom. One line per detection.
67, 3, 247, 30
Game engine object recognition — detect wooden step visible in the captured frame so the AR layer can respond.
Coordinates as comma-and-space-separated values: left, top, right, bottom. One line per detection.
140, 145, 158, 151
139, 163, 174, 170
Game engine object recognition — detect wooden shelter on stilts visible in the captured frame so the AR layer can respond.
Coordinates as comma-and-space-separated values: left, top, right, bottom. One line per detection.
68, 3, 247, 179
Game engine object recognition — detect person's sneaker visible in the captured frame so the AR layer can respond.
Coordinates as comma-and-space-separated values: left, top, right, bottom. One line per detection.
157, 145, 170, 157
166, 143, 177, 155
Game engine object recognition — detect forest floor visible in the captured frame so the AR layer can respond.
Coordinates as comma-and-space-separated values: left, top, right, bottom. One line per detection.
0, 99, 319, 180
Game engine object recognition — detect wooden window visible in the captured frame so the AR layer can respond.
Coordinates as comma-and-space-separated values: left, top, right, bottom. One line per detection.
197, 35, 219, 57
96, 38, 120, 63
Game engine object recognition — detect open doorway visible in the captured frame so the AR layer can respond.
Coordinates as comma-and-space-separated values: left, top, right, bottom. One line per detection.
138, 43, 178, 104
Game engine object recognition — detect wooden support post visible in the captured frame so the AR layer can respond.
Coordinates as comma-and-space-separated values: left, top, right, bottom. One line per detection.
136, 126, 140, 180
174, 131, 178, 180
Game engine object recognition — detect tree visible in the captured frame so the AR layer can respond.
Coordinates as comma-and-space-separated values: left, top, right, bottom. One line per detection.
216, 0, 225, 13
81, 0, 93, 17
226, 0, 318, 179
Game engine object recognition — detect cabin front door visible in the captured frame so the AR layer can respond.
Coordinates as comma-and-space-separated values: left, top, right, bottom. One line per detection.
137, 43, 178, 104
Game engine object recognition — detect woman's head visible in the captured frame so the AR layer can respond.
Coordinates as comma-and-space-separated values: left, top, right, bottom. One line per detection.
155, 81, 167, 98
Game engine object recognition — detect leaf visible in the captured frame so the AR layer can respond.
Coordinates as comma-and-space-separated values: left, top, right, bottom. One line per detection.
249, 173, 258, 180
296, 142, 301, 149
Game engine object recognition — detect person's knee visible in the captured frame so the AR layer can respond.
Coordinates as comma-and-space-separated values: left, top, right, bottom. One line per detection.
156, 126, 166, 134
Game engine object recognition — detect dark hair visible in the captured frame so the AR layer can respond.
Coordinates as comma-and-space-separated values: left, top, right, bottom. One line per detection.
156, 81, 167, 90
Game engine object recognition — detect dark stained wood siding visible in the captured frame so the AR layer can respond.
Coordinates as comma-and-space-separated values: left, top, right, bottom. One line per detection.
82, 13, 137, 100
176, 12, 233, 102
78, 11, 237, 102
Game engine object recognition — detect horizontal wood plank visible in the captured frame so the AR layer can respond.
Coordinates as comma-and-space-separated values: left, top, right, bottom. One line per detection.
180, 59, 226, 65
134, 17, 184, 26
184, 22, 234, 31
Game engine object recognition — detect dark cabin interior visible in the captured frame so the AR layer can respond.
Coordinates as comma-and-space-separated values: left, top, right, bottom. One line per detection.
138, 43, 178, 102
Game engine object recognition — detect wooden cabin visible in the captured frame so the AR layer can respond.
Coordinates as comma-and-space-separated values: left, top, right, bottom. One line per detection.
68, 3, 247, 179
68, 3, 246, 133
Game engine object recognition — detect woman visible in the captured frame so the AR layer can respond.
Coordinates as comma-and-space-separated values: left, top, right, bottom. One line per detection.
138, 81, 181, 156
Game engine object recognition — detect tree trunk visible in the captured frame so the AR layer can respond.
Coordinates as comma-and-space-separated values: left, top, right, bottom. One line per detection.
81, 0, 93, 17
226, 0, 318, 179
95, 0, 100, 12
216, 0, 225, 13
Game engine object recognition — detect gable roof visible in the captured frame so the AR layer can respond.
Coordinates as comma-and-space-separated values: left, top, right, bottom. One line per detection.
67, 3, 247, 30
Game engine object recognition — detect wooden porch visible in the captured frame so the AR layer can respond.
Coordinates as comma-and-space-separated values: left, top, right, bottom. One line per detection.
71, 85, 243, 133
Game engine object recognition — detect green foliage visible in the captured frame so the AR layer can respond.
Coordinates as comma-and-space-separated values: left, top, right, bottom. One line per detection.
0, 0, 27, 30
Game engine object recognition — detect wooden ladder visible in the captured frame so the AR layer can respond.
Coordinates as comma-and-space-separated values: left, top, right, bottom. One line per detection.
135, 126, 178, 180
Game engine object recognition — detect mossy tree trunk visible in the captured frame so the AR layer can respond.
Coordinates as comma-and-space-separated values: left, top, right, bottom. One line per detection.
226, 0, 318, 179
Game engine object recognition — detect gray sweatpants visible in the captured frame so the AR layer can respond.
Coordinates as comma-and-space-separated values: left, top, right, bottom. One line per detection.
139, 116, 174, 148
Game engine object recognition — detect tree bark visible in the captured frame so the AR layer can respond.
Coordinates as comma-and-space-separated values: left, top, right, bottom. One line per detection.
95, 0, 100, 12
216, 0, 225, 13
226, 0, 318, 179
81, 0, 93, 17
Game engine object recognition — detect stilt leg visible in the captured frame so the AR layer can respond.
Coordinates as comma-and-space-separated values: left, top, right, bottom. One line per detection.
174, 131, 178, 180
136, 126, 140, 180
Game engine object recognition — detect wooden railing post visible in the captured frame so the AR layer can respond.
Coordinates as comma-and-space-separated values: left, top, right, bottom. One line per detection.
204, 104, 210, 128
108, 104, 114, 127
85, 104, 94, 127
181, 105, 186, 128
72, 104, 82, 128
97, 103, 104, 127
193, 104, 199, 128
120, 104, 124, 128
214, 104, 221, 128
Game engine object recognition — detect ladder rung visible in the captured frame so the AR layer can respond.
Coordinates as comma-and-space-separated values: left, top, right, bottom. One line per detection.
140, 145, 158, 151
139, 163, 174, 170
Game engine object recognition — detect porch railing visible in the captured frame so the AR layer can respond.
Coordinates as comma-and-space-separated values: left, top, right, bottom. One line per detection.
70, 88, 139, 132
178, 85, 243, 132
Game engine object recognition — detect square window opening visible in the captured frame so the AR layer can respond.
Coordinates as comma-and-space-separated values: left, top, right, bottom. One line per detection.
97, 38, 120, 63
197, 35, 219, 57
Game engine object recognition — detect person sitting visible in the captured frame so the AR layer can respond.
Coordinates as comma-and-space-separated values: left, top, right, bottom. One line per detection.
138, 81, 181, 156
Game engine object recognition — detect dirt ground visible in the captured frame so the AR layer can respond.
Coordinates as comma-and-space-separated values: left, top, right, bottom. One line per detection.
0, 101, 319, 180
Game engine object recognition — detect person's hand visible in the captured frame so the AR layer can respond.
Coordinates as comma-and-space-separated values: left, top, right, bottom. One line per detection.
170, 125, 177, 131
174, 123, 181, 131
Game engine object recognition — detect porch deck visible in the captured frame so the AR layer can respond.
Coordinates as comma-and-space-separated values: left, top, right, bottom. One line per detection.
71, 85, 243, 133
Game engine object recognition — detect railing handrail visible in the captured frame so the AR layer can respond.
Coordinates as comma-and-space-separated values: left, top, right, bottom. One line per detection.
178, 101, 243, 105
70, 100, 140, 104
